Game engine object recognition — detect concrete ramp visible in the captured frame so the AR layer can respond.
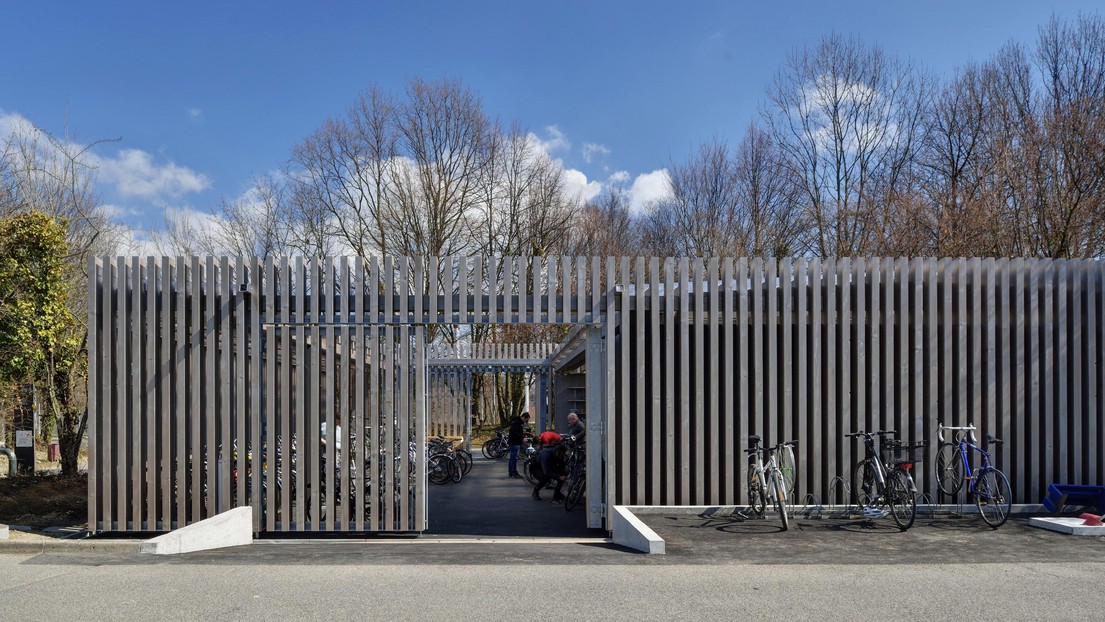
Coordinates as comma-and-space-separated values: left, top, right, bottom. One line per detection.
612, 506, 665, 554
142, 507, 252, 555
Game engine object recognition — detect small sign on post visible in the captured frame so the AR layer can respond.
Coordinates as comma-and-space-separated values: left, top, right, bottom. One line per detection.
14, 430, 34, 475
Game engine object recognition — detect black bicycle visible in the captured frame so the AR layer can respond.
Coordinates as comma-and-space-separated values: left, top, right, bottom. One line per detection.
848, 430, 924, 531
563, 437, 586, 512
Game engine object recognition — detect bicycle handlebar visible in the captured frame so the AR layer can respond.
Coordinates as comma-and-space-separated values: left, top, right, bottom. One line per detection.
744, 440, 798, 454
845, 430, 895, 439
937, 422, 978, 444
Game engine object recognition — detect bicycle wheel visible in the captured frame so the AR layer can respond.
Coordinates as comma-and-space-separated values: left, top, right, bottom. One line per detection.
427, 455, 451, 484
778, 445, 796, 502
456, 449, 473, 475
773, 474, 789, 531
481, 438, 497, 460
852, 460, 876, 508
565, 477, 586, 512
449, 457, 463, 483
935, 442, 964, 496
747, 466, 766, 515
975, 467, 1012, 528
523, 460, 539, 486
887, 470, 917, 531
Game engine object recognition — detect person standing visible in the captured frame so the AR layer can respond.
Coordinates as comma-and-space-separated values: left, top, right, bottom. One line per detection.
507, 412, 530, 479
567, 410, 586, 442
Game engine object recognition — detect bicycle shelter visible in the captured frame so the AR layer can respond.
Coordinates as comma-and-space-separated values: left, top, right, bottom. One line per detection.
87, 256, 1105, 534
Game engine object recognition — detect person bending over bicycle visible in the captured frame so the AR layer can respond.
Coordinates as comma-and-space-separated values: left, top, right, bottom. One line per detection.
534, 430, 562, 450
531, 444, 569, 503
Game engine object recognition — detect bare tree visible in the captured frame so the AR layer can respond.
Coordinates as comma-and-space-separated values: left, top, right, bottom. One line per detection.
733, 124, 805, 256
472, 124, 579, 257
917, 64, 1002, 255
764, 33, 927, 256
0, 121, 122, 261
568, 185, 640, 257
289, 87, 400, 257
388, 77, 492, 259
654, 138, 742, 256
1031, 14, 1105, 257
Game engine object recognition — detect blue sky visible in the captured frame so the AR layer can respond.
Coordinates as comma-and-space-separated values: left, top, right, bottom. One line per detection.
2, 0, 1099, 245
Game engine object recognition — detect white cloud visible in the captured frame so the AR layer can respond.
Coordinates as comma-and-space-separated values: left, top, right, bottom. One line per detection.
536, 125, 570, 154
0, 109, 35, 139
187, 108, 203, 119
582, 142, 610, 164
561, 169, 602, 203
95, 204, 138, 220
96, 149, 210, 203
627, 169, 672, 214
608, 170, 631, 185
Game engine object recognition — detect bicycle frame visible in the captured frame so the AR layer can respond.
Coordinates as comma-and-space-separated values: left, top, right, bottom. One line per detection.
938, 424, 994, 493
861, 435, 888, 494
749, 446, 786, 506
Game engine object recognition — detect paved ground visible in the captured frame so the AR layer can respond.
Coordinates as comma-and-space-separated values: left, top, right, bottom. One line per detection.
3, 458, 1104, 619
425, 456, 594, 537
2, 530, 1102, 620
642, 510, 1105, 564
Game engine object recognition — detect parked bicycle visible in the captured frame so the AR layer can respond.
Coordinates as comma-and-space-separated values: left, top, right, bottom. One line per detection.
427, 436, 471, 485
744, 435, 798, 530
482, 429, 534, 461
563, 436, 586, 512
481, 429, 508, 460
935, 422, 1012, 528
848, 430, 923, 531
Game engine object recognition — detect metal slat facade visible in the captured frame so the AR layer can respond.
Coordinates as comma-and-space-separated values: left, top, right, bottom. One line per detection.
89, 256, 1104, 534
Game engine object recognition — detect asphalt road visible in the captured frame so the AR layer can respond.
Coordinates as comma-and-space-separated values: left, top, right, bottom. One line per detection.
1, 550, 1101, 621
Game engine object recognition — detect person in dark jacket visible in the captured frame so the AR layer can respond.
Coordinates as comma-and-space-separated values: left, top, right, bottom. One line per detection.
507, 412, 530, 478
531, 444, 568, 502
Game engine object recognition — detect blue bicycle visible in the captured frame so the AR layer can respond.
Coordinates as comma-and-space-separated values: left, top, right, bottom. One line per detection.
935, 422, 1012, 528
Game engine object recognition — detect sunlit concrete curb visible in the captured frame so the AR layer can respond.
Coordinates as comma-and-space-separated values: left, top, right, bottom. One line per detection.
0, 538, 142, 554
1029, 516, 1105, 536
612, 506, 665, 554
0, 524, 8, 540
141, 507, 252, 555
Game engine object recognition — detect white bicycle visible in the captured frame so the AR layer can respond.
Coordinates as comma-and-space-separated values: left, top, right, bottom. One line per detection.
745, 435, 799, 531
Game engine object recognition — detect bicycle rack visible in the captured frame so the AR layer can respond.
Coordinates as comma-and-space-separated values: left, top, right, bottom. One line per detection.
916, 492, 935, 518
826, 475, 853, 518
799, 493, 823, 519
936, 488, 967, 518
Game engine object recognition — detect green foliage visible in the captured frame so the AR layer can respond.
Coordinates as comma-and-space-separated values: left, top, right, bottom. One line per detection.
0, 211, 78, 384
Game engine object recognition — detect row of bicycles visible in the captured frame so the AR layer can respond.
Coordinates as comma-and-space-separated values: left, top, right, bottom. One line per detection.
745, 422, 1013, 532
426, 436, 473, 484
